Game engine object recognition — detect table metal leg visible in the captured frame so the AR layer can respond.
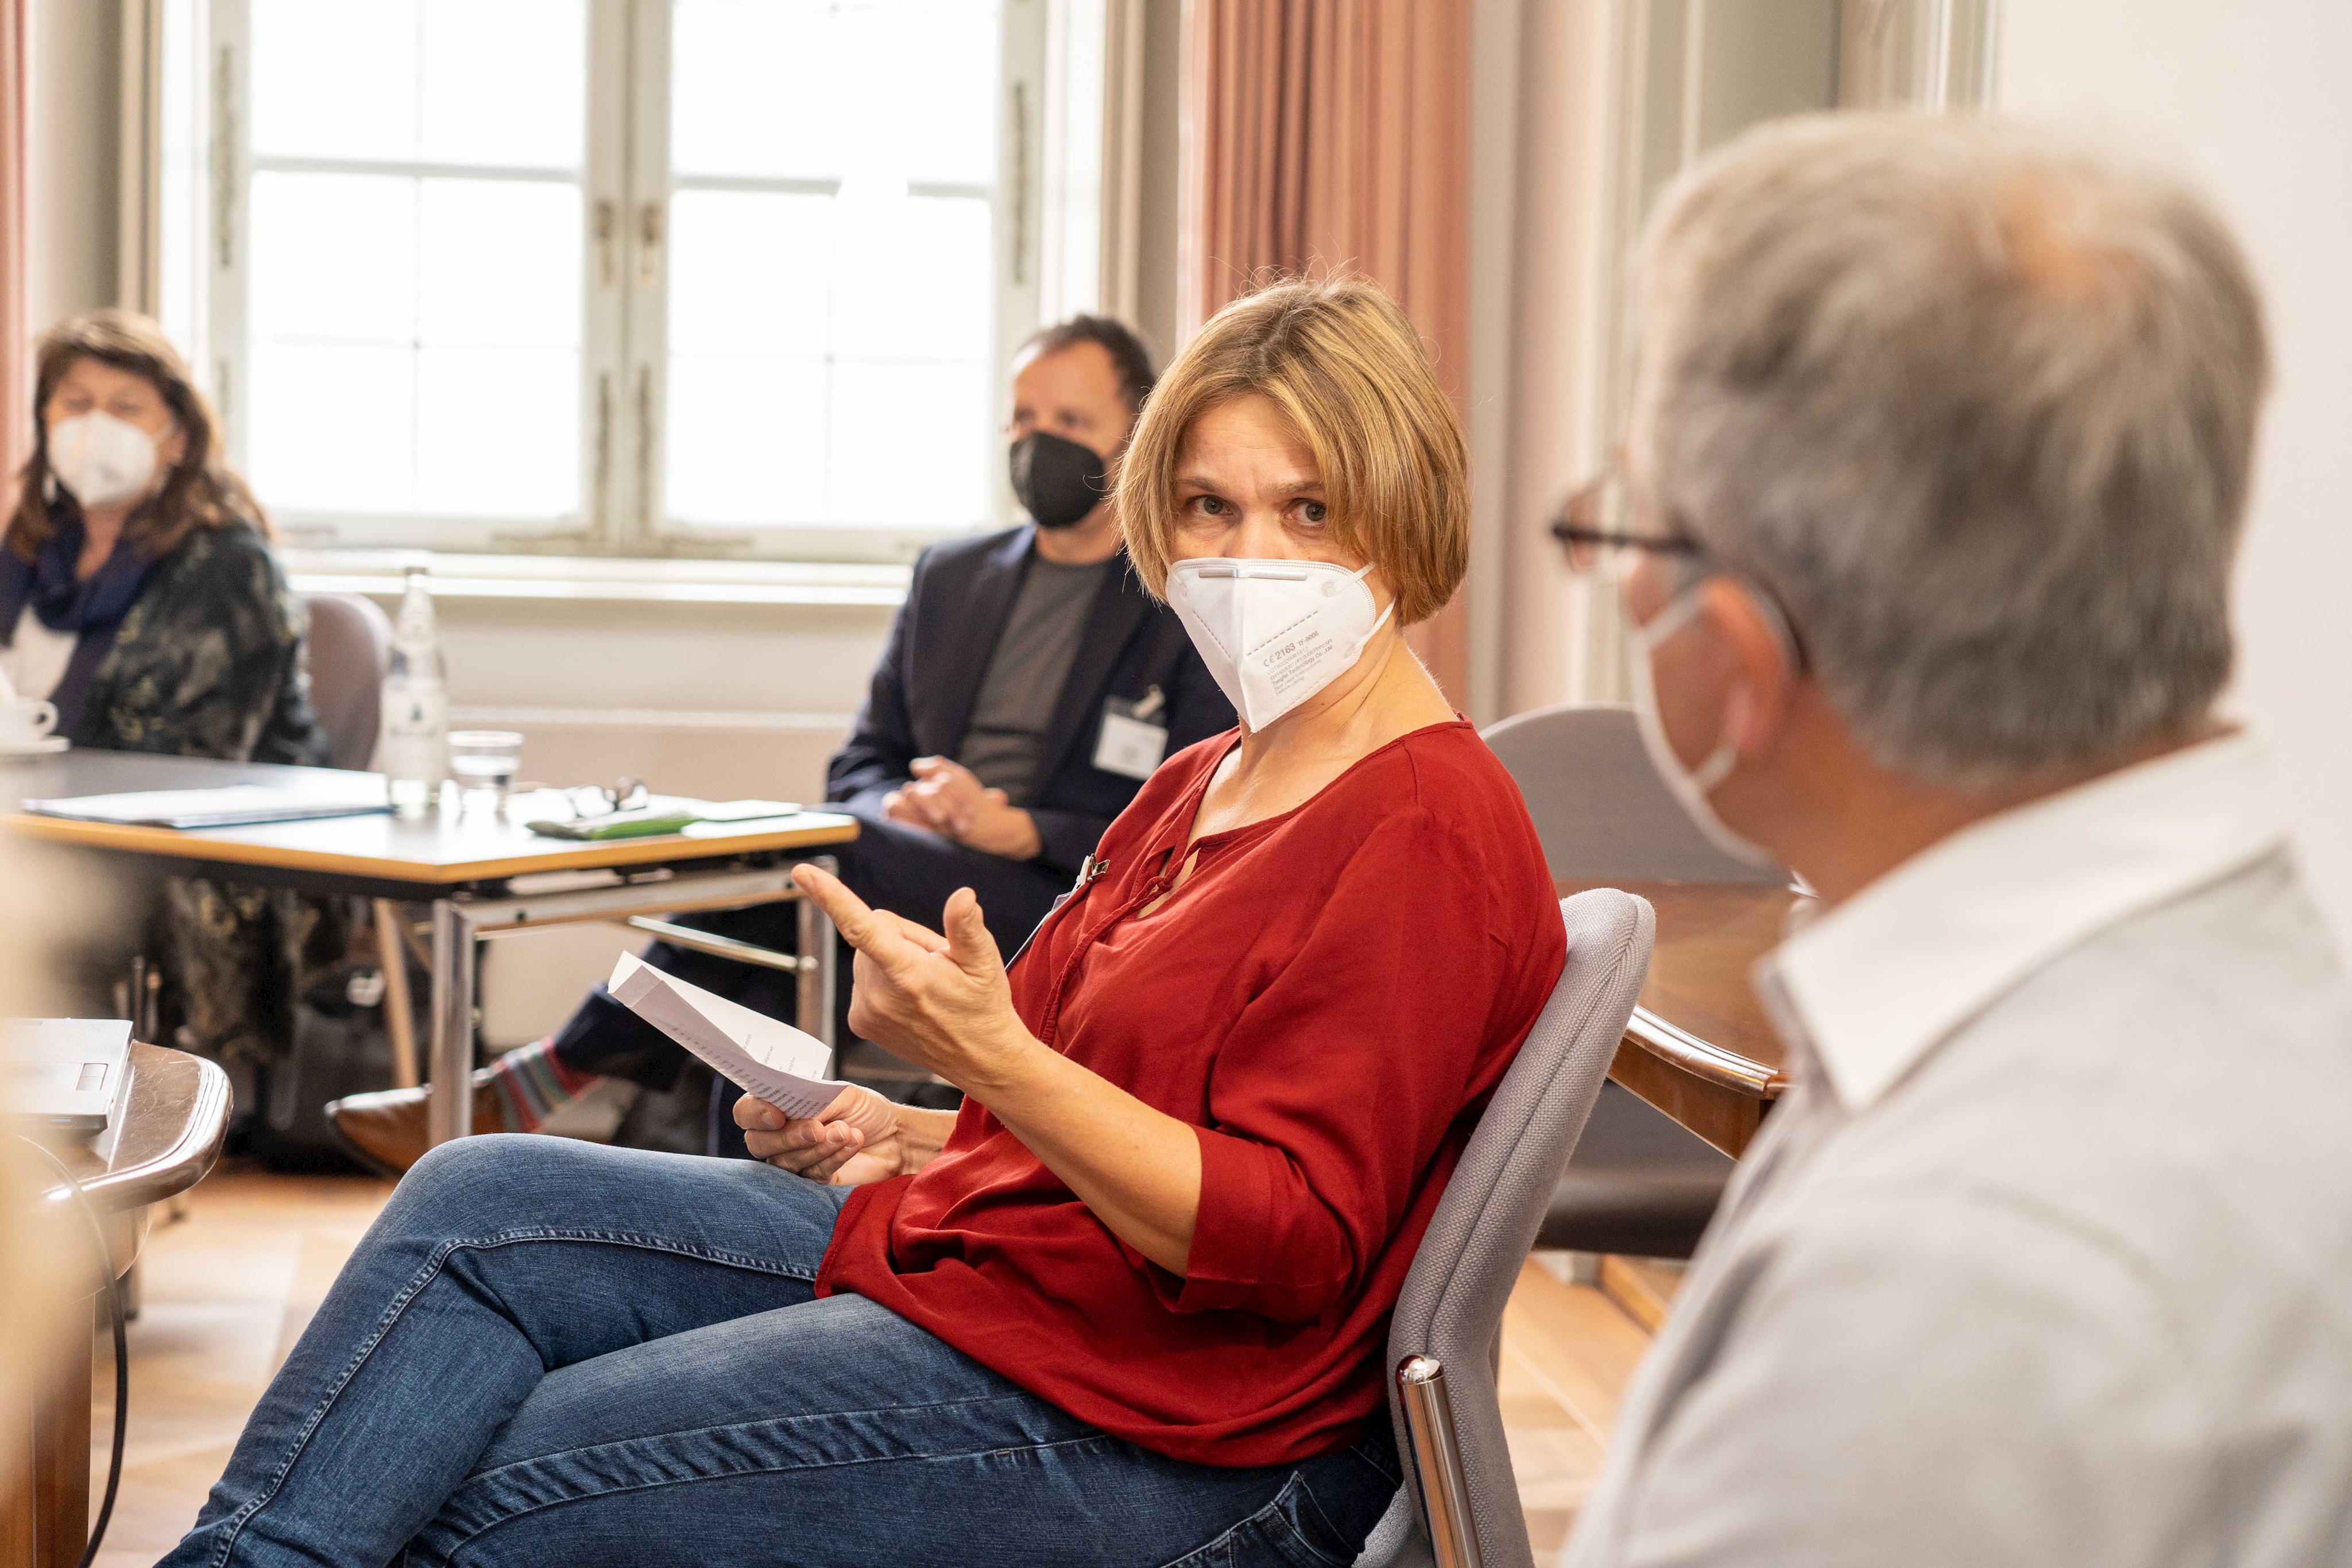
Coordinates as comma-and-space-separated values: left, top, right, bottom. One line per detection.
419, 865, 818, 1143
794, 855, 840, 1051
425, 900, 478, 1148
373, 899, 419, 1089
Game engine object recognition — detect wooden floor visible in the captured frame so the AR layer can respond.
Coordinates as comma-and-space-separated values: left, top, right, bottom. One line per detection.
85, 1167, 394, 1567
89, 1166, 1658, 1563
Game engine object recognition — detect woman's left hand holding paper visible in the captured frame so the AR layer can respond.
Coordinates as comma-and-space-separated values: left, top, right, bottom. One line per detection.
736, 1082, 926, 1186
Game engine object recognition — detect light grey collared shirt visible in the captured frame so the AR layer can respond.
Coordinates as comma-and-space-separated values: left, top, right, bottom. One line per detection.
1564, 736, 2352, 1567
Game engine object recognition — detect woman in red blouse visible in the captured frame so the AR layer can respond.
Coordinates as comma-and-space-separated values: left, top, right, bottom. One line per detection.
164, 279, 1565, 1568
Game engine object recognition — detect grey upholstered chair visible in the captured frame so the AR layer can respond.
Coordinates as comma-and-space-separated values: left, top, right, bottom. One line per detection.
1481, 704, 1762, 1262
302, 592, 394, 772
1481, 704, 1786, 888
1356, 888, 1655, 1568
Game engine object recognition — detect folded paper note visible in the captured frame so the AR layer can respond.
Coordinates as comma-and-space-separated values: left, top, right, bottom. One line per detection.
606, 951, 846, 1120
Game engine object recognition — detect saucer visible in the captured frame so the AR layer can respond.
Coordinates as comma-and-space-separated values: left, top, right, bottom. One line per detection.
0, 735, 69, 758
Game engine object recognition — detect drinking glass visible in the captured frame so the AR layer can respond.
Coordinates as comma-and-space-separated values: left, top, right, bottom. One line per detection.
447, 730, 524, 811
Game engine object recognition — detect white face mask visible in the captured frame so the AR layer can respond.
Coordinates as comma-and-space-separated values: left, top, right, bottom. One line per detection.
1164, 556, 1395, 731
1629, 586, 1777, 867
48, 410, 164, 510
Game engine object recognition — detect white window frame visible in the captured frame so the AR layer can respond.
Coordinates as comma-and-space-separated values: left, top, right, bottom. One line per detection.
188, 0, 1058, 565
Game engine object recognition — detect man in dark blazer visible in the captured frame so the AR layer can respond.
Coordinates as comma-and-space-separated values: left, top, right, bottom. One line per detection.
328, 316, 1232, 1171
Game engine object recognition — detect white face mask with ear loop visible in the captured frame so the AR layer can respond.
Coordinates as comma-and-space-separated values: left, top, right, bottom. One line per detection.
1163, 556, 1395, 731
47, 409, 165, 510
1628, 583, 1780, 868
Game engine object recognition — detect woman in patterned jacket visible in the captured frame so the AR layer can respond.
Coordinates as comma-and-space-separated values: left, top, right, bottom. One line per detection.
2, 309, 334, 1082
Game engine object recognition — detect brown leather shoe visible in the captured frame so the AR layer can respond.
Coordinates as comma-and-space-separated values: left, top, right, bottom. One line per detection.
326, 1077, 502, 1177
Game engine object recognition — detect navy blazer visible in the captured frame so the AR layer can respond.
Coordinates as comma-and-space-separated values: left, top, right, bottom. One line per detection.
827, 525, 1235, 877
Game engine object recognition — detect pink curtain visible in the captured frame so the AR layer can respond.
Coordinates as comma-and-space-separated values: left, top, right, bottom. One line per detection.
0, 0, 26, 486
1180, 0, 1472, 699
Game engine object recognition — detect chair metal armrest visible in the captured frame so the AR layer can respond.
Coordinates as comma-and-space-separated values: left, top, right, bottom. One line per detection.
1397, 1356, 1483, 1568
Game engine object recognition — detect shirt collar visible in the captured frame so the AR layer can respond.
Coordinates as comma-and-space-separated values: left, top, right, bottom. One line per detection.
1754, 734, 2287, 1112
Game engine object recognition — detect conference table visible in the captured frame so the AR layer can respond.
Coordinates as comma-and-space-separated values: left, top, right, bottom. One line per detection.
0, 750, 859, 1146
1559, 878, 1812, 1159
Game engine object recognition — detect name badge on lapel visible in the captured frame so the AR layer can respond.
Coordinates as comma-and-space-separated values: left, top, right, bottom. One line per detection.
1093, 684, 1169, 780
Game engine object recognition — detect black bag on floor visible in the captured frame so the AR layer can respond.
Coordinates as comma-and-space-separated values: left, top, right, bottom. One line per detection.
238, 960, 403, 1172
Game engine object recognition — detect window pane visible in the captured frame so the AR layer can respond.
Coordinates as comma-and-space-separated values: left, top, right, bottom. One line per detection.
252, 0, 586, 169
416, 349, 579, 518
668, 191, 832, 357
246, 343, 416, 515
668, 5, 1003, 535
666, 357, 829, 526
831, 195, 992, 360
829, 359, 989, 526
251, 0, 419, 163
671, 1, 1000, 187
242, 3, 587, 532
248, 173, 417, 343
419, 180, 582, 348
889, 2, 1003, 187
671, 1, 836, 181
419, 0, 587, 170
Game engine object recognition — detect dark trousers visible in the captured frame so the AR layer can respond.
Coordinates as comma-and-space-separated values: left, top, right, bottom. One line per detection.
546, 801, 1067, 1151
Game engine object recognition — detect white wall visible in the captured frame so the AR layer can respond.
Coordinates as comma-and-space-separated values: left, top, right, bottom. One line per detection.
24, 0, 118, 329
1998, 2, 2352, 941
405, 595, 888, 804
1485, 0, 1615, 721
1129, 0, 1186, 363
1475, 1, 1841, 722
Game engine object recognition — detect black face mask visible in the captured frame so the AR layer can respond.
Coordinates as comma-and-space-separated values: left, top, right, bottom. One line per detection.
1009, 431, 1109, 530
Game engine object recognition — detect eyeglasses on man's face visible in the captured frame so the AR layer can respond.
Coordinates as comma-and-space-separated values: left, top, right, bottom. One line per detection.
1548, 462, 1704, 582
1548, 458, 1814, 673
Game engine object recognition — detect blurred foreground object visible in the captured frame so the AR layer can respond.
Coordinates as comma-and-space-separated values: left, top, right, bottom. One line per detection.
0, 837, 215, 1566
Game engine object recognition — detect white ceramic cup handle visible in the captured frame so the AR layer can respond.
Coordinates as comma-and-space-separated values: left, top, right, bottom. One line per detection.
29, 699, 57, 735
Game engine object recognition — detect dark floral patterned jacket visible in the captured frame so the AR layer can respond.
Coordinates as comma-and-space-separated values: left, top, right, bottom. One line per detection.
64, 521, 343, 1068
69, 520, 321, 762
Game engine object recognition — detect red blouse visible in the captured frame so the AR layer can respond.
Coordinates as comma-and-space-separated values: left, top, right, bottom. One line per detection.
815, 719, 1566, 1466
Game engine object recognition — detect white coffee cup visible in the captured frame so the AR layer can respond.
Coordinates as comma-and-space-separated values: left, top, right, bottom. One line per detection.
0, 698, 59, 743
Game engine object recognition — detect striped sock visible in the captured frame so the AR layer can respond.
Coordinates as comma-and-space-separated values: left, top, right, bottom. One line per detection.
482, 1038, 600, 1133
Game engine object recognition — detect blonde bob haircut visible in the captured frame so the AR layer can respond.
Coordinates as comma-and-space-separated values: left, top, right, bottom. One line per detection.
1117, 276, 1467, 626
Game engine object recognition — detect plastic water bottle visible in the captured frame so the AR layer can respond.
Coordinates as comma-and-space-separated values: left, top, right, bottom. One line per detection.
380, 566, 448, 814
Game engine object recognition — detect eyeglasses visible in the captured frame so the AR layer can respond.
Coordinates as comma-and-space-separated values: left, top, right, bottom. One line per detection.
1548, 460, 1704, 581
1552, 455, 1815, 673
552, 777, 650, 817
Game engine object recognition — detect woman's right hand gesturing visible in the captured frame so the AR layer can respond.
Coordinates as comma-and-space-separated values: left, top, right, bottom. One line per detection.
735, 1083, 941, 1187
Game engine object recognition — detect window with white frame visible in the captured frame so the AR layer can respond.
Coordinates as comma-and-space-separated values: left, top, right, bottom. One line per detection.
172, 0, 1098, 562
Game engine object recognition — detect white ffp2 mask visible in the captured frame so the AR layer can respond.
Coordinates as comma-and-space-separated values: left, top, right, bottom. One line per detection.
1164, 557, 1394, 731
1630, 586, 1777, 868
48, 411, 164, 510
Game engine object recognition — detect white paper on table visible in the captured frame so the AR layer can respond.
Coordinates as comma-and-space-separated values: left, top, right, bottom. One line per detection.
606, 952, 847, 1119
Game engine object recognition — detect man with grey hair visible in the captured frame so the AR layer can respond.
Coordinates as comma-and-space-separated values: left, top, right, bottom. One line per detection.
1557, 114, 2352, 1565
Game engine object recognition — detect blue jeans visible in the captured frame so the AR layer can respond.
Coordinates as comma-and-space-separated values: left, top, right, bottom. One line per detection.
163, 1136, 1401, 1567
